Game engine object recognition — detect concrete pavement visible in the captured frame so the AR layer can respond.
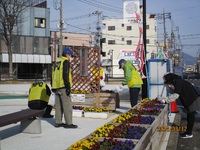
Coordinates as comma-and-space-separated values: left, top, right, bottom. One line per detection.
0, 83, 181, 150
177, 106, 200, 150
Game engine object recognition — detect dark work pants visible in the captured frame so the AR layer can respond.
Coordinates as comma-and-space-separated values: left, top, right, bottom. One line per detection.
186, 111, 195, 134
28, 100, 52, 115
129, 88, 140, 107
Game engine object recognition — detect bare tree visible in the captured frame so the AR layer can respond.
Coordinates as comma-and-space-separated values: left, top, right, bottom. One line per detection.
0, 0, 32, 79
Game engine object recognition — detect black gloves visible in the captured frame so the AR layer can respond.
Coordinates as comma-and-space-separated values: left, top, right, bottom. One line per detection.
66, 84, 71, 96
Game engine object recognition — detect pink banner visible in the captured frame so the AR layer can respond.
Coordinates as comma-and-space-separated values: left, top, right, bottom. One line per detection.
135, 13, 146, 79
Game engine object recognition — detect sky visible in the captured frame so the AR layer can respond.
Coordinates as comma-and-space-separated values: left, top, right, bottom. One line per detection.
47, 0, 200, 58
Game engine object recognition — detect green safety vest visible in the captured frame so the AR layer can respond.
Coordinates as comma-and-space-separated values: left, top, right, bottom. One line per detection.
51, 56, 72, 89
123, 61, 143, 88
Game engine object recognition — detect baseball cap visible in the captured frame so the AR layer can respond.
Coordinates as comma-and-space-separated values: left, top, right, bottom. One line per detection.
118, 59, 125, 69
62, 48, 75, 57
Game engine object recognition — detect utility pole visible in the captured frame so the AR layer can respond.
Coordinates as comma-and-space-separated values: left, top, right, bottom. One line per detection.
96, 11, 101, 48
88, 0, 92, 47
157, 11, 171, 54
59, 0, 63, 57
142, 0, 147, 99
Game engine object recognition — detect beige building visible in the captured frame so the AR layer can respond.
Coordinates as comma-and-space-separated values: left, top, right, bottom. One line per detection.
101, 14, 158, 77
50, 31, 95, 62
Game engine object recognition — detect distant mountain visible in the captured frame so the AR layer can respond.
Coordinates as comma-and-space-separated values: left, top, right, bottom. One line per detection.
182, 52, 195, 65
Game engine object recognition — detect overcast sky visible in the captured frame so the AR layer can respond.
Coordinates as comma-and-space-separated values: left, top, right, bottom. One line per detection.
48, 0, 200, 57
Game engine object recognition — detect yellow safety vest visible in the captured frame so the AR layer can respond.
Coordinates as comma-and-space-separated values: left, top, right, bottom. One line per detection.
91, 66, 104, 81
51, 56, 72, 89
28, 82, 49, 102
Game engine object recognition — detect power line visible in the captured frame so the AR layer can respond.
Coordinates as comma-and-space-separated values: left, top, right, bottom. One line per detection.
182, 44, 200, 46
76, 0, 122, 13
169, 5, 200, 12
181, 34, 200, 37
90, 0, 122, 9
51, 11, 98, 22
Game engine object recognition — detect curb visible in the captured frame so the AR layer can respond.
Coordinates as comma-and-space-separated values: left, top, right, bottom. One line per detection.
166, 113, 182, 150
0, 92, 28, 99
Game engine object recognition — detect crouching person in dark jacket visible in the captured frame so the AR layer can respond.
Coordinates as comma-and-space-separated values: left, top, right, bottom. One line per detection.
28, 81, 54, 118
158, 73, 200, 139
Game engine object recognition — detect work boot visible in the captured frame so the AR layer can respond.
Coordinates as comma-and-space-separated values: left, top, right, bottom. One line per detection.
63, 124, 78, 128
42, 114, 54, 118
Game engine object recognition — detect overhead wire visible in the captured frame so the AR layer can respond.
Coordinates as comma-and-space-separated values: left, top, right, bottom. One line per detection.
76, 0, 122, 14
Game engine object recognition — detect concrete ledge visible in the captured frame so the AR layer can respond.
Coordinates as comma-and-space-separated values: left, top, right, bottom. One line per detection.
20, 118, 42, 134
166, 113, 182, 150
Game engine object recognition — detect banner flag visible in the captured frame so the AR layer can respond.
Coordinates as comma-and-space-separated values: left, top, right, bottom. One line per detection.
123, 0, 140, 24
123, 0, 146, 78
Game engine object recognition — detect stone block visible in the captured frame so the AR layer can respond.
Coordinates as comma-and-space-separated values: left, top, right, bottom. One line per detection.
20, 118, 41, 134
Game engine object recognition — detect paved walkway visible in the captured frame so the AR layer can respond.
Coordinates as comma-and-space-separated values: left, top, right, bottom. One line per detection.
0, 83, 179, 150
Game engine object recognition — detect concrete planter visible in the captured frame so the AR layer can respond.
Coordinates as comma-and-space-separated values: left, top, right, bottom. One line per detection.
72, 110, 83, 117
84, 112, 108, 119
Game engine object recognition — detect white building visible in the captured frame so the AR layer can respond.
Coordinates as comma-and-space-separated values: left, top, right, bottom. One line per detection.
101, 14, 157, 77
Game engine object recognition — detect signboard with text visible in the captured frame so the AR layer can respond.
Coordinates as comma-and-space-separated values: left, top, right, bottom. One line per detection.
71, 94, 85, 102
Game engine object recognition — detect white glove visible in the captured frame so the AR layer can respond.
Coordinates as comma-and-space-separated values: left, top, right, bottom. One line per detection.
157, 96, 166, 104
157, 93, 179, 104
165, 93, 179, 103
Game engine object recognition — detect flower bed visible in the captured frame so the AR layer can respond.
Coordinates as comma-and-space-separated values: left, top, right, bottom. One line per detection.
130, 99, 164, 116
68, 137, 136, 150
72, 105, 84, 117
68, 137, 98, 150
68, 99, 168, 150
83, 107, 109, 113
71, 90, 91, 94
91, 123, 147, 140
113, 114, 155, 125
90, 138, 136, 150
83, 107, 109, 119
72, 106, 109, 118
73, 105, 84, 110
129, 107, 162, 116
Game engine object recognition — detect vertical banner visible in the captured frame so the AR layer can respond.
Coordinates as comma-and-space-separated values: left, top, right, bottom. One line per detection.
123, 0, 140, 24
123, 0, 146, 78
80, 48, 88, 76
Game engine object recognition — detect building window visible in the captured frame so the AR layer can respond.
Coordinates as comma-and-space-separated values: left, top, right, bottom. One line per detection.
127, 26, 132, 30
34, 18, 46, 28
108, 26, 115, 31
146, 39, 150, 44
121, 24, 124, 27
122, 38, 124, 41
127, 40, 132, 45
108, 40, 115, 45
146, 25, 149, 29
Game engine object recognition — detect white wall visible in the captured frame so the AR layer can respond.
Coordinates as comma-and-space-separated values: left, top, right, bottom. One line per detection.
101, 15, 157, 77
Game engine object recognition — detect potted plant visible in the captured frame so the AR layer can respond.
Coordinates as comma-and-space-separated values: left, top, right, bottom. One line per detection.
72, 105, 84, 117
83, 107, 109, 119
